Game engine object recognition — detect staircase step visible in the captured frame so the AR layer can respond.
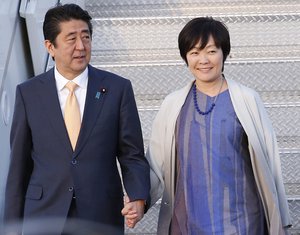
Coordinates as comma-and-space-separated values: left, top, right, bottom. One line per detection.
94, 61, 300, 104
86, 0, 299, 18
282, 150, 300, 196
138, 108, 299, 146
91, 45, 300, 65
90, 15, 299, 54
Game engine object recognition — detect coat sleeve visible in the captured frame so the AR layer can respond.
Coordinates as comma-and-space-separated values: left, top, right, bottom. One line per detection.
4, 85, 33, 223
145, 84, 191, 208
228, 79, 291, 230
145, 98, 170, 207
252, 91, 291, 228
117, 80, 150, 202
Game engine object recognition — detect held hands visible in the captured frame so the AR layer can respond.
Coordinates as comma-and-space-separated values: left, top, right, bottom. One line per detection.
121, 195, 145, 228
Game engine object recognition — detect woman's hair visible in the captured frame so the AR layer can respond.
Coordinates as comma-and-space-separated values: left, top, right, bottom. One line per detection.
43, 3, 93, 46
178, 17, 231, 67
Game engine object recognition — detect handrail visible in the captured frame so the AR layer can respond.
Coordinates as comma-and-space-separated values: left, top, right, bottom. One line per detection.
0, 1, 20, 126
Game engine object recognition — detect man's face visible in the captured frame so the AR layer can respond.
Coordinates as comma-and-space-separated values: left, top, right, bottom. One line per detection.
45, 19, 91, 79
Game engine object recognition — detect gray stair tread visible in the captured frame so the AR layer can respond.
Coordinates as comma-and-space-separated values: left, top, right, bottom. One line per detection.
87, 0, 299, 18
91, 16, 299, 51
92, 61, 300, 100
91, 45, 300, 65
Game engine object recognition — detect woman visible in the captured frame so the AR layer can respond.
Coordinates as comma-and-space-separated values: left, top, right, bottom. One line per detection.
147, 17, 291, 234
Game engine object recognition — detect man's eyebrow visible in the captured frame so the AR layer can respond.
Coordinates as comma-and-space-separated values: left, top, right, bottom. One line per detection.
66, 29, 90, 37
66, 32, 76, 37
81, 29, 90, 34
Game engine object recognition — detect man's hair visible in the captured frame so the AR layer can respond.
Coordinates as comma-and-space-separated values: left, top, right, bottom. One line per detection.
178, 17, 231, 69
43, 3, 93, 46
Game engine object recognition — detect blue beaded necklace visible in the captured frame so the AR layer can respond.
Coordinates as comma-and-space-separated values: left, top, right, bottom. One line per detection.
193, 77, 224, 115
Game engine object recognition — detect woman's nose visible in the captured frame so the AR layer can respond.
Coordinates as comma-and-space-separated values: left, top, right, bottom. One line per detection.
197, 54, 209, 64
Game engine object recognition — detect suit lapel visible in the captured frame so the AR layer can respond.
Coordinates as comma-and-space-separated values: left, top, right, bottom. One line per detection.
37, 69, 73, 153
74, 66, 107, 156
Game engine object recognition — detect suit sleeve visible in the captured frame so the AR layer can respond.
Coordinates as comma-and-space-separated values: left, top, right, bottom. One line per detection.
4, 85, 33, 223
116, 80, 150, 202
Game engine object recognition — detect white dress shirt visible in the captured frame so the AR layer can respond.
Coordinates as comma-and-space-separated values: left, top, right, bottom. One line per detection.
54, 66, 88, 121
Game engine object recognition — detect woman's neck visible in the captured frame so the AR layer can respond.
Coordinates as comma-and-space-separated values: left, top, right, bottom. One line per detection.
195, 76, 227, 96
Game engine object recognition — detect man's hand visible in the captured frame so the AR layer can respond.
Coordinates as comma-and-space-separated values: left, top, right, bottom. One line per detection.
121, 195, 145, 228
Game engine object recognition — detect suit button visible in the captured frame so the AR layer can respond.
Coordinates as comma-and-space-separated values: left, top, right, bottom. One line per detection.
68, 187, 74, 192
71, 159, 77, 165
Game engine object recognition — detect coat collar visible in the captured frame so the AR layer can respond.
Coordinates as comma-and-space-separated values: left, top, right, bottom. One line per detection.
37, 68, 72, 153
37, 65, 108, 156
73, 65, 107, 157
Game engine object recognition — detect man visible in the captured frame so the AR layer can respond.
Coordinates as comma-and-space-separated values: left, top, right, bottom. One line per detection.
4, 3, 149, 234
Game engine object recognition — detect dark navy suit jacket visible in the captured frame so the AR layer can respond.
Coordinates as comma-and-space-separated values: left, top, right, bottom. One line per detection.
4, 65, 150, 234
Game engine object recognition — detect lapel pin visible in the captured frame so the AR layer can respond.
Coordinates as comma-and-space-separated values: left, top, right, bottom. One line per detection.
95, 88, 107, 99
95, 92, 101, 99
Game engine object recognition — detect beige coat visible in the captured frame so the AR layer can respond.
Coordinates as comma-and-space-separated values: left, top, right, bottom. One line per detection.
147, 78, 291, 235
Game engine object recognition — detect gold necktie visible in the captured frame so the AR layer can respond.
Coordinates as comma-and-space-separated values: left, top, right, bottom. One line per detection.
64, 81, 81, 150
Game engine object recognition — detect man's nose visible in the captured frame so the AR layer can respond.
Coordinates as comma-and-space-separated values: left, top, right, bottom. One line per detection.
75, 38, 84, 50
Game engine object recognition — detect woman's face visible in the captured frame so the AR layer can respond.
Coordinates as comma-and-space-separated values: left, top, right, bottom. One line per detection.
186, 35, 223, 83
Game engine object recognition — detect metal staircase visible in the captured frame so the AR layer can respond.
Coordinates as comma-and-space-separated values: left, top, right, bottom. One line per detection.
85, 0, 300, 234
